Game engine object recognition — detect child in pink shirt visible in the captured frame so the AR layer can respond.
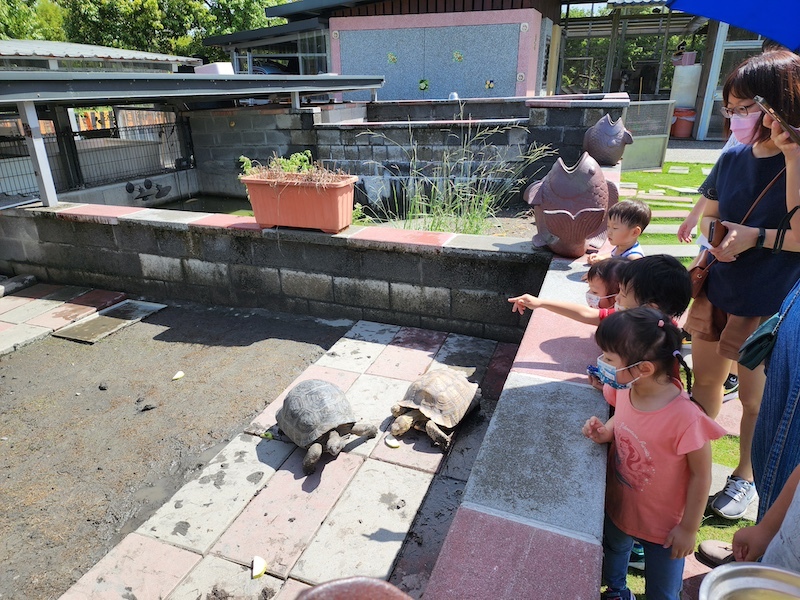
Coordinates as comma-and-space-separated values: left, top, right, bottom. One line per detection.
583, 307, 726, 600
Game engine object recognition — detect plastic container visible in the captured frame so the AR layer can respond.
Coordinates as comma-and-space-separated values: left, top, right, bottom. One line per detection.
671, 51, 697, 66
671, 107, 696, 138
699, 562, 800, 599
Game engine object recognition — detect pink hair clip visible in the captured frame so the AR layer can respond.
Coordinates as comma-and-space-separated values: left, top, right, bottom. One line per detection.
657, 319, 665, 328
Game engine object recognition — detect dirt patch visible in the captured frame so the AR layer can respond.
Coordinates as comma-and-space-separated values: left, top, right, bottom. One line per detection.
485, 199, 537, 239
0, 303, 350, 600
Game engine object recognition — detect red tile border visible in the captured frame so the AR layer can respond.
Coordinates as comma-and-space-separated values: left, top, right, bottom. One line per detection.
350, 227, 455, 247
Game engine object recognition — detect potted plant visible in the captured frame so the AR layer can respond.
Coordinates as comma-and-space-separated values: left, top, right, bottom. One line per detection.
239, 151, 359, 234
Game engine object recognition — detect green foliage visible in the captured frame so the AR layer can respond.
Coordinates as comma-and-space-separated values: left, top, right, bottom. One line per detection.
271, 150, 313, 173
0, 0, 43, 39
621, 162, 712, 190
239, 151, 347, 184
364, 122, 553, 235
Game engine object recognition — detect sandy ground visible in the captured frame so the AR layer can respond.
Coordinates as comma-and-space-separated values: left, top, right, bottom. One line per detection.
0, 303, 351, 600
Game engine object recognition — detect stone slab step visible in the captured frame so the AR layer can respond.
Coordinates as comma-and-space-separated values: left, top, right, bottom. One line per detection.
0, 285, 90, 325
211, 448, 363, 578
0, 322, 52, 356
652, 210, 691, 218
25, 289, 126, 330
166, 555, 286, 600
647, 223, 680, 234
637, 193, 695, 203
138, 434, 295, 554
290, 459, 433, 585
0, 274, 36, 298
53, 299, 167, 343
60, 532, 201, 600
0, 283, 61, 315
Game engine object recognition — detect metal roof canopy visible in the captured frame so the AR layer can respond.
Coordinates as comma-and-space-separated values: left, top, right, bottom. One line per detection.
0, 71, 384, 109
204, 18, 326, 51
0, 39, 201, 66
5, 70, 384, 209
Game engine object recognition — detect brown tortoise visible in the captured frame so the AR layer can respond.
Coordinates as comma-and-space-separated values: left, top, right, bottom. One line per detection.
389, 368, 480, 451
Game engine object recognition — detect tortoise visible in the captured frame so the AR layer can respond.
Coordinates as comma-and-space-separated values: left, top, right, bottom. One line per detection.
390, 368, 480, 451
276, 379, 377, 474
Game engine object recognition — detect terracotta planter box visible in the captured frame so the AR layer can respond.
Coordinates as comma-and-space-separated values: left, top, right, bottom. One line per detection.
240, 175, 359, 234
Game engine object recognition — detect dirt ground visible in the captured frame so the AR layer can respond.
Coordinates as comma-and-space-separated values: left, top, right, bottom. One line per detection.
0, 304, 351, 600
0, 208, 536, 600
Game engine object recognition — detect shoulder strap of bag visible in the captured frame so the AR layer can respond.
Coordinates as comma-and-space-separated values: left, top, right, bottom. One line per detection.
773, 280, 800, 332
703, 166, 787, 272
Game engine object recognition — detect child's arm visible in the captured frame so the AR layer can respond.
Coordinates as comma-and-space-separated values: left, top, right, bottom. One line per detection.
508, 294, 601, 326
733, 463, 800, 562
587, 252, 611, 265
582, 415, 614, 444
678, 197, 708, 243
665, 442, 712, 559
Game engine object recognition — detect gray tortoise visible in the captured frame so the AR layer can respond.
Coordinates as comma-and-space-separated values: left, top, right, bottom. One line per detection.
390, 368, 480, 451
276, 379, 377, 474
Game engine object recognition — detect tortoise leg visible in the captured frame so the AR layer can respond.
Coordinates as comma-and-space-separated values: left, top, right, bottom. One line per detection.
391, 409, 424, 437
390, 404, 409, 418
351, 421, 378, 439
425, 420, 453, 451
303, 442, 323, 474
325, 430, 345, 457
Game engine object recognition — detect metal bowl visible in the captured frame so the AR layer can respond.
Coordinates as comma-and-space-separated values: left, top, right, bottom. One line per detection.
700, 563, 800, 599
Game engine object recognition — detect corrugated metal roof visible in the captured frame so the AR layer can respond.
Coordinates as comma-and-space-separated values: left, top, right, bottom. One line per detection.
0, 39, 202, 65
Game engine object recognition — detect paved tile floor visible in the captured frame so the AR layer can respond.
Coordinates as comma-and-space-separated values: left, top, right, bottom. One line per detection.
57, 318, 512, 599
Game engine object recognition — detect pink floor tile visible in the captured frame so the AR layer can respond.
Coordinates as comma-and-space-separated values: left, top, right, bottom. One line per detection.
249, 365, 360, 429
25, 303, 97, 330
370, 428, 445, 473
60, 532, 200, 599
0, 322, 13, 332
189, 214, 259, 229
480, 341, 518, 401
512, 311, 598, 384
0, 283, 61, 315
211, 449, 363, 577
425, 506, 602, 599
68, 289, 127, 310
365, 344, 437, 381
57, 204, 147, 224
350, 227, 456, 247
390, 327, 448, 351
681, 553, 712, 600
274, 578, 312, 599
717, 398, 742, 436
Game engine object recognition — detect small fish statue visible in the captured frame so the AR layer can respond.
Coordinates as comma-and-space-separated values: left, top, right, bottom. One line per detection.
524, 152, 619, 258
582, 114, 633, 166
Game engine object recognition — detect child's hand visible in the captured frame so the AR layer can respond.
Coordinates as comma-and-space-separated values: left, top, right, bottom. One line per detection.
587, 372, 604, 391
732, 523, 772, 562
586, 252, 604, 265
664, 523, 696, 559
582, 416, 612, 444
508, 294, 539, 314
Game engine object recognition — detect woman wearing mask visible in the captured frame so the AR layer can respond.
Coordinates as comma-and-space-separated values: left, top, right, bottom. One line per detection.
684, 50, 800, 521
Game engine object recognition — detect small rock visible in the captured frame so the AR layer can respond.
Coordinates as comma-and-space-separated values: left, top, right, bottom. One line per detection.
75, 392, 80, 396
139, 404, 157, 412
98, 382, 108, 391
135, 397, 145, 404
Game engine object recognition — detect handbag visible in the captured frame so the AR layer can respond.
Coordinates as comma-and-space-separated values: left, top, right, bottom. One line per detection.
689, 167, 786, 299
739, 283, 800, 370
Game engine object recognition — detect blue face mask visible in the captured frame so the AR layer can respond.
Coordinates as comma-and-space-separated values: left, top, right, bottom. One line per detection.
596, 355, 642, 390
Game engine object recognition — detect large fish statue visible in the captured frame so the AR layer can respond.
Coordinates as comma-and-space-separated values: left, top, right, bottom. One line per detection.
524, 152, 619, 258
582, 114, 633, 166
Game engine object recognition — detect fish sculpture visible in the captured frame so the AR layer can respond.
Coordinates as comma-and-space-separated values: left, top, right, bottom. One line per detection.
524, 152, 619, 258
582, 114, 633, 166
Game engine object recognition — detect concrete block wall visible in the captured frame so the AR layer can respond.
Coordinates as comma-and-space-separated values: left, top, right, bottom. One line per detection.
186, 93, 630, 208
0, 205, 550, 343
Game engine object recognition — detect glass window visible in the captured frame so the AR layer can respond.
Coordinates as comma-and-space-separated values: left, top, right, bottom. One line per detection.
717, 49, 761, 87
726, 26, 761, 42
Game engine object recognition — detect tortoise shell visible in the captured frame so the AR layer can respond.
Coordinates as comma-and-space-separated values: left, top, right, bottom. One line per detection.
397, 368, 478, 428
276, 379, 355, 448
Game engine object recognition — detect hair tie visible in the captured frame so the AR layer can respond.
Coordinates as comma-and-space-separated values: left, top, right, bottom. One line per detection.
673, 350, 682, 358
657, 319, 665, 328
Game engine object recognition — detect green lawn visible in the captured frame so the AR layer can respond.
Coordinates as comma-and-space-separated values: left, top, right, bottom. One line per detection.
621, 162, 713, 191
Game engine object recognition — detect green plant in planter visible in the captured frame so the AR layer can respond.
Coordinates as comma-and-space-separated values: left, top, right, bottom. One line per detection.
239, 151, 348, 184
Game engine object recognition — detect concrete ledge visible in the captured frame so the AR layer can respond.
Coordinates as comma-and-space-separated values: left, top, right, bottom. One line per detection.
426, 254, 609, 598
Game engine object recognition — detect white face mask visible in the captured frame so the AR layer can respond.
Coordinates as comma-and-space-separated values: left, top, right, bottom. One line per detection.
586, 291, 615, 309
614, 302, 626, 312
729, 112, 763, 145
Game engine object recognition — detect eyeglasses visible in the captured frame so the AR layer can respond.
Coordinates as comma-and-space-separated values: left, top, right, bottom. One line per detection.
720, 103, 759, 118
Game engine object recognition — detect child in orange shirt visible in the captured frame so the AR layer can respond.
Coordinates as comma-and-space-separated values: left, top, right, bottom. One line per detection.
583, 307, 725, 600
